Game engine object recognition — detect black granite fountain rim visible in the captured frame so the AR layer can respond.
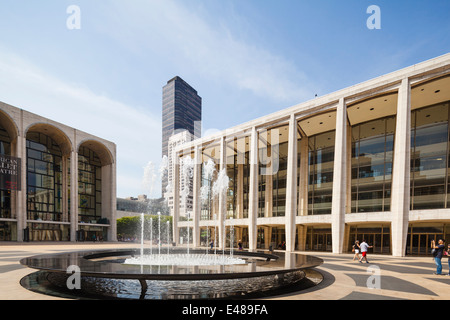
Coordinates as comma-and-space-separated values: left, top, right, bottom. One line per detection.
81, 248, 280, 261
20, 248, 323, 281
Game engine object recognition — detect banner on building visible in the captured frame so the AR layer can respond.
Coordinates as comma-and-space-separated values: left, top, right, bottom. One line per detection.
0, 155, 21, 190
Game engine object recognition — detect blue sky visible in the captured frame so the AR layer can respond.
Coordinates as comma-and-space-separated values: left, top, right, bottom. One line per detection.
0, 0, 449, 198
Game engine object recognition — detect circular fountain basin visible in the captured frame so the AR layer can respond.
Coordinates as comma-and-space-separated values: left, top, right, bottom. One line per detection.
124, 253, 248, 266
20, 248, 323, 299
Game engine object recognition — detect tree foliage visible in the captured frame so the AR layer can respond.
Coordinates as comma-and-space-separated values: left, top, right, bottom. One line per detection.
117, 214, 173, 240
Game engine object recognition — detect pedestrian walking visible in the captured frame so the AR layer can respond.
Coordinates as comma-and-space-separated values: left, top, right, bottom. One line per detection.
446, 244, 450, 276
431, 239, 445, 275
359, 239, 373, 264
352, 240, 361, 261
238, 240, 243, 251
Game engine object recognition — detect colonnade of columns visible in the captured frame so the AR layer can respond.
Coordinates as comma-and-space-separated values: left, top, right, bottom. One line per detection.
170, 77, 415, 257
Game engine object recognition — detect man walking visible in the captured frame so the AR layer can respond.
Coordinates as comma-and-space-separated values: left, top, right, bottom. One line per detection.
359, 239, 373, 264
431, 239, 445, 275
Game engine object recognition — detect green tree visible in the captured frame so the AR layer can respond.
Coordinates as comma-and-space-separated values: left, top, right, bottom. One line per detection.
117, 214, 173, 241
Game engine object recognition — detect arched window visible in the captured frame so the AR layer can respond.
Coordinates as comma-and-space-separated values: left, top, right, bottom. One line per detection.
26, 131, 63, 222
78, 146, 102, 223
0, 122, 12, 236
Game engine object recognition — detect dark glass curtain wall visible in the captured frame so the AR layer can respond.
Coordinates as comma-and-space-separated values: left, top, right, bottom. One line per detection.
351, 116, 395, 213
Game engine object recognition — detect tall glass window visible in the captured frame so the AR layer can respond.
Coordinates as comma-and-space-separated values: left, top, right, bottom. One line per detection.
411, 103, 449, 210
0, 123, 11, 220
26, 132, 63, 221
258, 125, 288, 217
351, 116, 395, 213
226, 136, 250, 219
201, 163, 214, 221
242, 153, 250, 218
258, 170, 266, 217
200, 144, 220, 221
272, 141, 288, 217
78, 146, 102, 223
308, 130, 335, 215
226, 158, 236, 219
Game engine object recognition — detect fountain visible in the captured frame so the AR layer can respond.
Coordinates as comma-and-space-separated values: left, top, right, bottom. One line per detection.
201, 160, 215, 250
140, 212, 145, 259
166, 220, 170, 255
212, 167, 229, 260
19, 156, 324, 300
181, 155, 193, 255
123, 156, 247, 268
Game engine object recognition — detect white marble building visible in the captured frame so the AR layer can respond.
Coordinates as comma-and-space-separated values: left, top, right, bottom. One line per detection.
172, 53, 450, 257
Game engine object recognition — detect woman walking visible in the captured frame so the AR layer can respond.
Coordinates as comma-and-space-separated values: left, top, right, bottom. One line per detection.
352, 240, 361, 261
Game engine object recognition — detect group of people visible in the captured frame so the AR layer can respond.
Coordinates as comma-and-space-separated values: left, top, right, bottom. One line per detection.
352, 240, 373, 263
209, 240, 244, 251
431, 239, 450, 276
352, 238, 450, 275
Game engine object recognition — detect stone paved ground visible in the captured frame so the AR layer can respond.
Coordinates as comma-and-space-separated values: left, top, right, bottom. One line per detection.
271, 251, 450, 300
1, 243, 449, 300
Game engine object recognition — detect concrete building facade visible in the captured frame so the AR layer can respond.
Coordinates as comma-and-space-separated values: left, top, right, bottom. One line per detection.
167, 131, 193, 219
0, 102, 117, 242
172, 53, 450, 257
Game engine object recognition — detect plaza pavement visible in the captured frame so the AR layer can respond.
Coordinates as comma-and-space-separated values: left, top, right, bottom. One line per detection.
0, 242, 449, 300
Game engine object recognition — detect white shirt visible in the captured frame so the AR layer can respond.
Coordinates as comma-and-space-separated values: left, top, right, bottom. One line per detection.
360, 242, 369, 252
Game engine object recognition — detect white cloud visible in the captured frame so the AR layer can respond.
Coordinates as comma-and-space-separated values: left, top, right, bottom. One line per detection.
0, 48, 162, 198
0, 0, 317, 198
101, 0, 312, 104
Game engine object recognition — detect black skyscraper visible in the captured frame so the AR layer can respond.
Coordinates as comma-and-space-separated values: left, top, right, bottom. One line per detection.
162, 76, 202, 191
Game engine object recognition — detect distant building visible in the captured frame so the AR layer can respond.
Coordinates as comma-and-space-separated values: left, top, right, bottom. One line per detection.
162, 76, 201, 193
166, 131, 193, 218
0, 101, 117, 242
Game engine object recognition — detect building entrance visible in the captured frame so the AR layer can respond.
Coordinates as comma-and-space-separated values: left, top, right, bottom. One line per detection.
305, 227, 332, 252
348, 225, 391, 254
406, 224, 448, 256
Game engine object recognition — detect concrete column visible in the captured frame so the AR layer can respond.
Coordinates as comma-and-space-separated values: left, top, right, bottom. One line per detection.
248, 126, 258, 251
237, 164, 244, 219
173, 153, 180, 245
331, 98, 347, 254
218, 137, 226, 249
346, 123, 352, 214
101, 162, 117, 242
285, 114, 298, 252
298, 137, 308, 216
265, 164, 273, 217
16, 135, 27, 242
70, 150, 79, 241
192, 146, 201, 247
391, 78, 411, 257
297, 225, 307, 251
343, 224, 351, 253
264, 226, 271, 249
109, 161, 117, 242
